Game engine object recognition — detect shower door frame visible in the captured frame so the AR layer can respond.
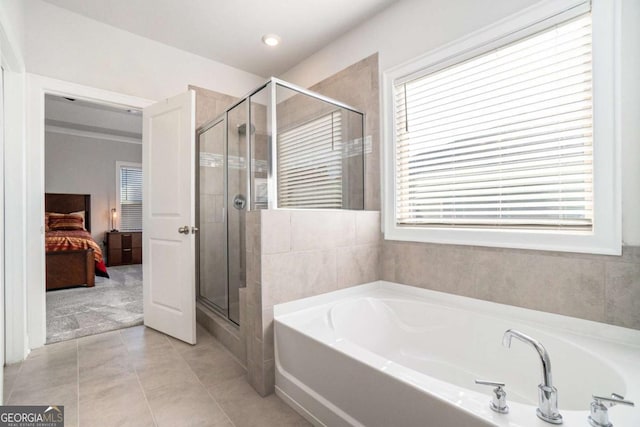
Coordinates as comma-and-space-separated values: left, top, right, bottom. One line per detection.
196, 114, 231, 320
195, 77, 366, 325
266, 78, 366, 209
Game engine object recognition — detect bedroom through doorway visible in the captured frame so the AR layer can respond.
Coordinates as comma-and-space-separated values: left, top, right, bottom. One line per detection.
44, 95, 144, 343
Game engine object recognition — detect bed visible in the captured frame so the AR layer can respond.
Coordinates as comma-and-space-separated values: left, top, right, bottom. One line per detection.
45, 193, 109, 291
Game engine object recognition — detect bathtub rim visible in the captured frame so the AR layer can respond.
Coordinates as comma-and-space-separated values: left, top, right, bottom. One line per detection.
274, 280, 640, 348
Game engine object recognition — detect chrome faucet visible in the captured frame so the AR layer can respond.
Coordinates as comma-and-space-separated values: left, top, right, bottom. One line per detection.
502, 329, 563, 424
588, 393, 634, 427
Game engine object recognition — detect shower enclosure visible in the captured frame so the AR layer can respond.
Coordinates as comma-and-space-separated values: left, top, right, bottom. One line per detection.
197, 78, 365, 325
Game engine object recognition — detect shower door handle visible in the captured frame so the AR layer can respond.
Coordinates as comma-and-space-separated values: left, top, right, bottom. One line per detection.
178, 226, 190, 234
233, 194, 246, 210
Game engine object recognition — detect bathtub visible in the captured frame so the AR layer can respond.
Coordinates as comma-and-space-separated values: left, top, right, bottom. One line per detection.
274, 281, 640, 427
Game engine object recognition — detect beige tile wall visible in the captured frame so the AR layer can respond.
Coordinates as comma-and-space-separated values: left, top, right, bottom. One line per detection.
382, 241, 640, 330
245, 209, 381, 396
305, 54, 380, 210
189, 85, 237, 130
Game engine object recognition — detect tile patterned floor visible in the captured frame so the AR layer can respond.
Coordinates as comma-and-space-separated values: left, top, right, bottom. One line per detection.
46, 265, 144, 343
4, 324, 310, 427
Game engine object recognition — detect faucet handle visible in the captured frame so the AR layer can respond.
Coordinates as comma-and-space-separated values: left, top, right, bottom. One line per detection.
475, 379, 509, 414
588, 394, 635, 427
592, 394, 634, 407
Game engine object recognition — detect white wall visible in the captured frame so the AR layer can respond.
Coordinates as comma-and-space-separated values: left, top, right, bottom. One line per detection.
281, 0, 538, 87
45, 133, 142, 245
620, 0, 640, 246
281, 0, 640, 246
24, 0, 265, 101
0, 0, 25, 57
0, 0, 28, 368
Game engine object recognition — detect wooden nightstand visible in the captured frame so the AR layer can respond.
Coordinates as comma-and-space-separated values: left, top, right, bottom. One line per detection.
105, 231, 142, 266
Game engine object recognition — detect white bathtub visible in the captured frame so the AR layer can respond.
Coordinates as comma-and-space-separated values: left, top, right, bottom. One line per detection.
274, 281, 640, 427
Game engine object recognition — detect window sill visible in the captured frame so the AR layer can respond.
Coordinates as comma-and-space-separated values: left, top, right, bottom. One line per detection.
384, 224, 621, 255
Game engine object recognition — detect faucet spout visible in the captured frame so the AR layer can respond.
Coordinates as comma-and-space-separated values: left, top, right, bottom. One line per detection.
502, 329, 553, 387
502, 329, 563, 424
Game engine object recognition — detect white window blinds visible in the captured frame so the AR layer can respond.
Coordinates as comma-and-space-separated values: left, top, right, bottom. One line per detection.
277, 112, 343, 208
119, 165, 143, 231
394, 14, 593, 229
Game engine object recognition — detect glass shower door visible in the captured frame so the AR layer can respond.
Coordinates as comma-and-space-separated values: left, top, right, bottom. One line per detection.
197, 118, 228, 314
196, 101, 248, 325
226, 100, 248, 324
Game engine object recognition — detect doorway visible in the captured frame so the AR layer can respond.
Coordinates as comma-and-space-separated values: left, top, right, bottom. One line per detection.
21, 74, 154, 351
44, 94, 145, 343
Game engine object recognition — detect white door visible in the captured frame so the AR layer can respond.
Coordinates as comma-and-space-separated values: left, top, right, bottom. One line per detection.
142, 90, 196, 344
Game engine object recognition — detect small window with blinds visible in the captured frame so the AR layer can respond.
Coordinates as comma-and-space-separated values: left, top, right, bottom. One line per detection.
394, 13, 593, 230
277, 112, 343, 208
118, 163, 143, 231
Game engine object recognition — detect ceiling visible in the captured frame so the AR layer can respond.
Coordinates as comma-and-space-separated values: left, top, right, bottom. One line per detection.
45, 95, 142, 144
41, 0, 399, 77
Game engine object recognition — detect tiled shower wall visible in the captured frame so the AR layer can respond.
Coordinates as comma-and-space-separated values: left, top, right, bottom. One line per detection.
307, 54, 381, 210
189, 85, 237, 129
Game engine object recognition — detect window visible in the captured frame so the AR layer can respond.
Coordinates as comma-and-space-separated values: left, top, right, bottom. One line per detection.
397, 15, 593, 229
383, 0, 620, 254
277, 111, 343, 208
117, 162, 142, 231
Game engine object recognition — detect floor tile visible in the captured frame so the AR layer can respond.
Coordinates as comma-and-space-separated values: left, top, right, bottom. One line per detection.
8, 382, 78, 427
132, 346, 200, 392
209, 377, 310, 427
3, 361, 23, 399
28, 339, 77, 359
5, 323, 311, 427
181, 343, 246, 388
12, 351, 77, 394
120, 325, 170, 351
168, 324, 218, 354
79, 372, 154, 427
145, 381, 231, 427
126, 341, 176, 369
79, 345, 134, 385
77, 329, 123, 352
3, 373, 18, 402
3, 361, 23, 376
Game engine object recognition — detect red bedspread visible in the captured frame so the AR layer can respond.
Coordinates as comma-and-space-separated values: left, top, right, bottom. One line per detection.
45, 229, 109, 277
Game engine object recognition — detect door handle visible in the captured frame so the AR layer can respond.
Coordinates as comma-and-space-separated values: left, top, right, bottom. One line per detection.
178, 226, 190, 234
233, 194, 246, 210
191, 227, 199, 234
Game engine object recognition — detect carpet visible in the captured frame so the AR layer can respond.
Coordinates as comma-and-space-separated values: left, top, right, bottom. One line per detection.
46, 264, 143, 343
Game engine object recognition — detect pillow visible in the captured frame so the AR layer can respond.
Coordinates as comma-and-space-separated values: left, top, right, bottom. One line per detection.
70, 210, 86, 225
48, 213, 85, 231
44, 212, 51, 232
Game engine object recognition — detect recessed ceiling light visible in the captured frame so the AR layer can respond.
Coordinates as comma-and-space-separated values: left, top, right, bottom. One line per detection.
262, 34, 281, 47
